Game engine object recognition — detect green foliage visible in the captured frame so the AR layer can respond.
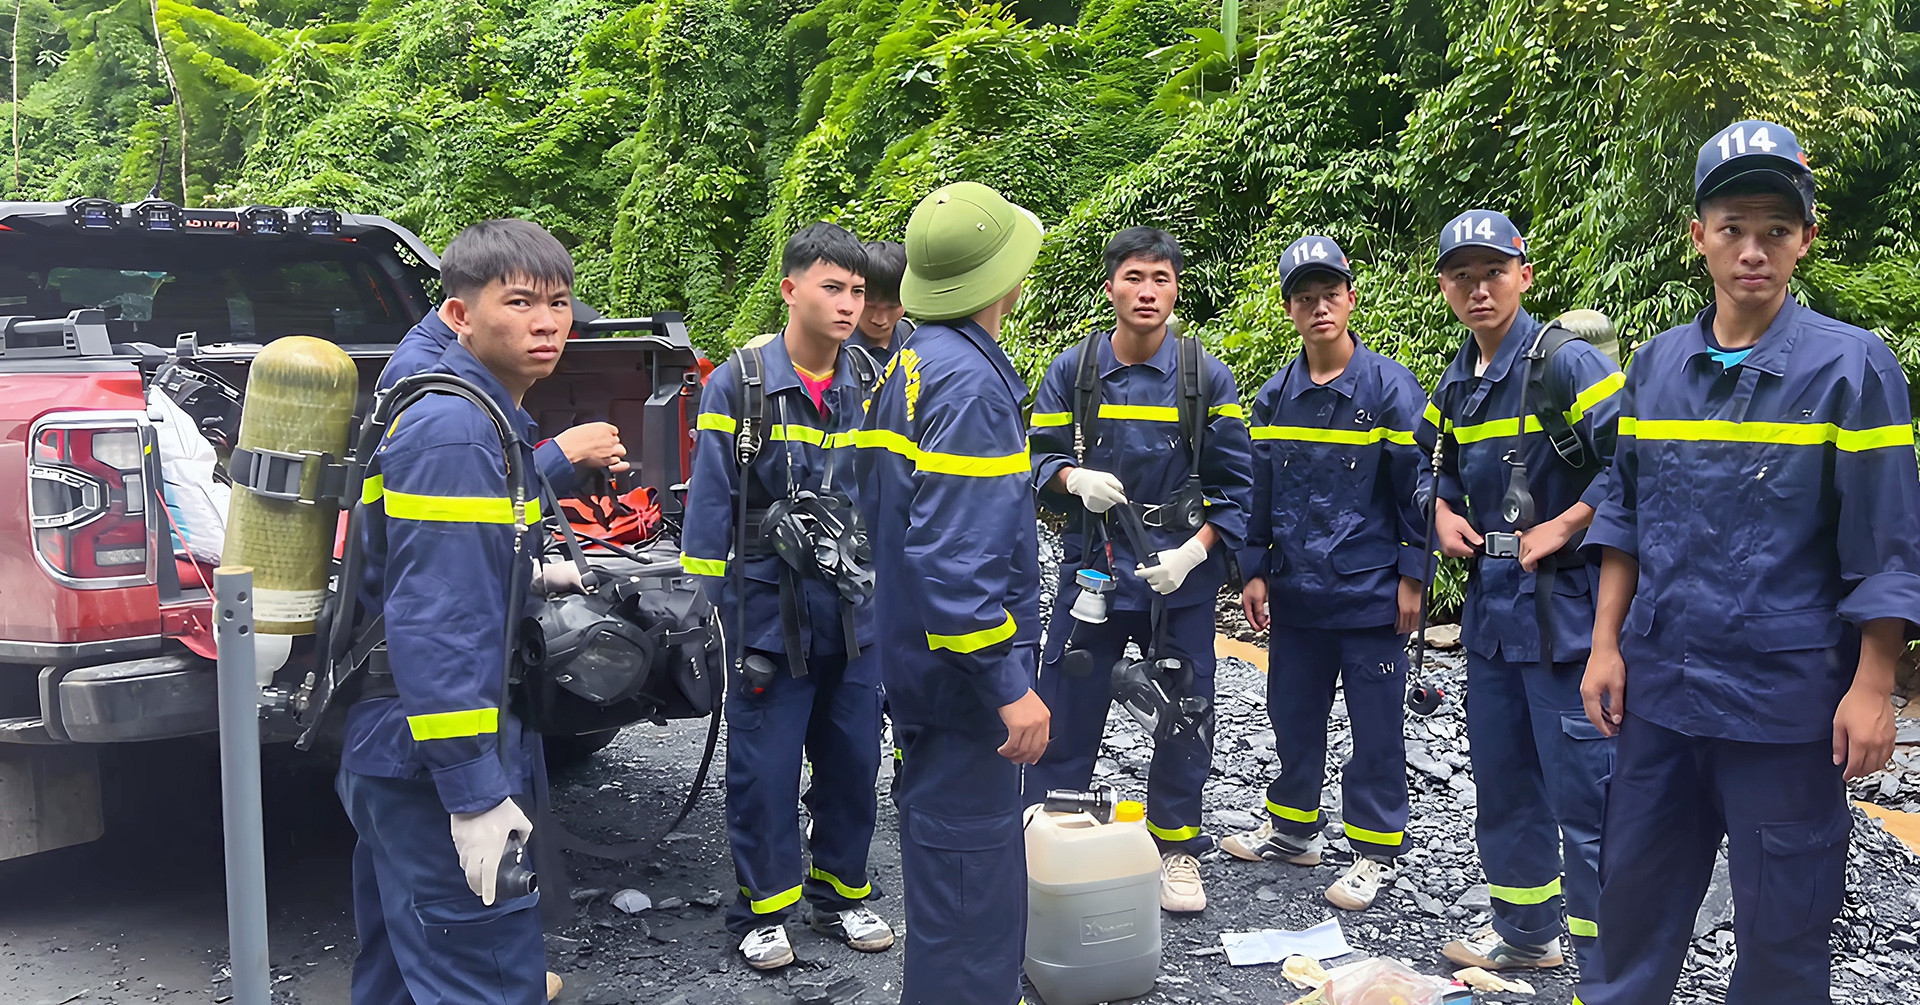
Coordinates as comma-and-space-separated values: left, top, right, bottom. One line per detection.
7, 0, 1920, 616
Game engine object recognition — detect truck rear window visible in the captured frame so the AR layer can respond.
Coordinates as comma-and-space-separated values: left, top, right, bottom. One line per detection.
0, 238, 418, 346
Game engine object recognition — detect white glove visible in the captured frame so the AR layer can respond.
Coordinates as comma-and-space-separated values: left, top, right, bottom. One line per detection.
1137, 534, 1211, 595
1064, 467, 1128, 514
450, 797, 535, 906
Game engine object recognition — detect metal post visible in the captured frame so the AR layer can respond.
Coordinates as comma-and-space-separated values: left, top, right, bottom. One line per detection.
214, 566, 270, 1005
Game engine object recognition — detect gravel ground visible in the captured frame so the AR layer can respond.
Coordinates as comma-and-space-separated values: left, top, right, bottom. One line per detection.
7, 522, 1920, 1005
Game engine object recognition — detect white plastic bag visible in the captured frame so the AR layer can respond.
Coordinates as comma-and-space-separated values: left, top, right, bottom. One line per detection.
147, 385, 229, 563
1323, 958, 1452, 1005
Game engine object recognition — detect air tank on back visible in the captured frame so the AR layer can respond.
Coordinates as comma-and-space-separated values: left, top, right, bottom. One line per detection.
222, 336, 359, 643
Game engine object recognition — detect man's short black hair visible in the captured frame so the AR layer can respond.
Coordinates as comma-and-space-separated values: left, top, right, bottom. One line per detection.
440, 218, 574, 301
1697, 174, 1814, 227
783, 222, 868, 281
1104, 226, 1184, 279
863, 240, 907, 304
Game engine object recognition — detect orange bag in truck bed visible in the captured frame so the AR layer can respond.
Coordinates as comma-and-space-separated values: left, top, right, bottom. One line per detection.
558, 483, 663, 548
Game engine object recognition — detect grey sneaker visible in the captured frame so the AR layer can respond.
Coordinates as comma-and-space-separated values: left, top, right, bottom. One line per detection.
739, 924, 794, 970
811, 905, 895, 952
1442, 924, 1565, 970
1221, 820, 1324, 865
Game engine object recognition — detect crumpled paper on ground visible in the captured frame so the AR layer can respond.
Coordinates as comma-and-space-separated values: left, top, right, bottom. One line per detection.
1221, 918, 1355, 966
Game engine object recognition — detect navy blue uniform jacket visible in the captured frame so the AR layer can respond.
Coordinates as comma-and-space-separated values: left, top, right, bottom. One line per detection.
1585, 297, 1920, 743
342, 343, 542, 814
856, 320, 1039, 731
1239, 338, 1431, 630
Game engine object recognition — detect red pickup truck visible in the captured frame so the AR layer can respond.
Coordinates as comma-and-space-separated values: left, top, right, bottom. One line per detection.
0, 199, 708, 860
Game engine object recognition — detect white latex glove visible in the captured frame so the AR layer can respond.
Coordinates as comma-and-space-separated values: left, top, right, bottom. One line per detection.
450, 797, 534, 906
1064, 467, 1128, 514
1137, 534, 1211, 595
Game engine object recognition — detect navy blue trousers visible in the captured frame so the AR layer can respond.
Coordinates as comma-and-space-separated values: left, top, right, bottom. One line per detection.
1575, 713, 1848, 1005
724, 648, 883, 935
337, 770, 544, 1005
1026, 602, 1217, 854
1266, 623, 1409, 860
895, 721, 1025, 1005
1467, 653, 1613, 962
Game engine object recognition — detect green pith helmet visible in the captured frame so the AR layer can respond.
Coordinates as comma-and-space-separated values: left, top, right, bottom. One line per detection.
900, 181, 1044, 321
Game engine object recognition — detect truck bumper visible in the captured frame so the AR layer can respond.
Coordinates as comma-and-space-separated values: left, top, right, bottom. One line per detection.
55, 654, 219, 743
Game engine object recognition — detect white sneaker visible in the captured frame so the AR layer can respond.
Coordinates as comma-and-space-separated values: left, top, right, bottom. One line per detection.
1324, 857, 1393, 911
811, 904, 895, 951
739, 924, 794, 970
1160, 851, 1207, 913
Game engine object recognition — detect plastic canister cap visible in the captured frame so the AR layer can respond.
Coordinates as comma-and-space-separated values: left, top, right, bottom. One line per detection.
1113, 800, 1145, 823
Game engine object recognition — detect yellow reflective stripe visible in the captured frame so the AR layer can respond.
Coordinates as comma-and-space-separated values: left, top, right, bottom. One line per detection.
1267, 799, 1319, 824
383, 489, 541, 525
821, 431, 859, 448
854, 428, 1029, 478
1250, 425, 1416, 446
1343, 821, 1405, 846
1423, 401, 1443, 427
927, 611, 1017, 653
1565, 371, 1624, 425
1097, 404, 1179, 422
1633, 419, 1917, 453
406, 707, 500, 741
1145, 820, 1202, 842
1451, 415, 1544, 443
1209, 403, 1246, 420
808, 866, 872, 900
741, 884, 803, 914
1618, 415, 1637, 438
697, 412, 738, 433
1567, 915, 1598, 938
1838, 424, 1917, 451
1489, 878, 1562, 905
1030, 411, 1072, 428
767, 424, 825, 446
361, 474, 384, 505
680, 555, 727, 577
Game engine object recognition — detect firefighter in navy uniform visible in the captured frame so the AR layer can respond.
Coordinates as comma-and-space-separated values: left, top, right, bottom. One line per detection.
678, 223, 893, 970
336, 219, 574, 1004
1023, 226, 1254, 914
857, 182, 1051, 1005
1417, 210, 1625, 974
377, 294, 626, 492
853, 239, 913, 367
1220, 235, 1430, 914
1574, 121, 1920, 1005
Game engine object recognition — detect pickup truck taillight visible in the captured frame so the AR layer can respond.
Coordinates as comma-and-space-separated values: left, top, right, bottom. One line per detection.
28, 411, 158, 588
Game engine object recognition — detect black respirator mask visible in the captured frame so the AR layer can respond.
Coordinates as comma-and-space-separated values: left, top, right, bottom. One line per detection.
1110, 654, 1213, 748
762, 489, 874, 605
520, 589, 657, 706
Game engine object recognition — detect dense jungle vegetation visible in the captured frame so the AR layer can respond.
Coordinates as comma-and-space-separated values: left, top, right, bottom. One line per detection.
9, 0, 1920, 608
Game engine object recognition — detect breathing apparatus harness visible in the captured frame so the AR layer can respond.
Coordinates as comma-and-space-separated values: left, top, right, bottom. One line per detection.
1067, 328, 1211, 535
295, 372, 727, 909
1055, 330, 1214, 750
1414, 311, 1618, 701
727, 340, 879, 697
